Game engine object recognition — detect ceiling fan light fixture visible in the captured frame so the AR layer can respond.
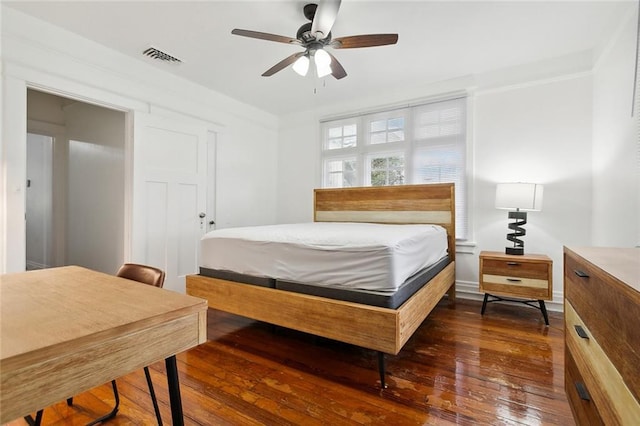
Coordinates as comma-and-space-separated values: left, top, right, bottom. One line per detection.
314, 48, 331, 66
316, 63, 332, 78
231, 1, 397, 80
314, 48, 332, 77
293, 54, 310, 76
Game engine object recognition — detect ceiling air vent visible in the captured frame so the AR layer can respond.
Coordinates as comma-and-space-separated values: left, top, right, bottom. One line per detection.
142, 47, 182, 63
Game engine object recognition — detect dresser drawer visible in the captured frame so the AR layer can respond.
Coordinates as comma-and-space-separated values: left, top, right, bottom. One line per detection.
564, 251, 640, 403
565, 347, 603, 425
565, 301, 640, 424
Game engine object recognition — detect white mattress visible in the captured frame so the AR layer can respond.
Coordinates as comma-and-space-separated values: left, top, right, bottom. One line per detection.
200, 222, 448, 291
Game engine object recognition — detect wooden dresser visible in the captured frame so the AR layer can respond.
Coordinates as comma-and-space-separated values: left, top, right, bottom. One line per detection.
564, 246, 640, 425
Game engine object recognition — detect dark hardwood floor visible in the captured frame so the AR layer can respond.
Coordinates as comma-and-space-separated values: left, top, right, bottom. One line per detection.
8, 299, 574, 425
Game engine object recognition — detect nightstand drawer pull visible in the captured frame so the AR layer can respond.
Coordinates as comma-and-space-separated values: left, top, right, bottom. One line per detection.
574, 325, 589, 339
506, 278, 522, 282
506, 262, 520, 266
575, 382, 591, 401
574, 270, 589, 278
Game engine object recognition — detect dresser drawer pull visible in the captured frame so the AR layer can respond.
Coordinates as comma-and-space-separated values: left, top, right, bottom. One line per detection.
575, 382, 591, 401
574, 269, 589, 278
574, 325, 589, 339
506, 278, 522, 282
506, 262, 520, 266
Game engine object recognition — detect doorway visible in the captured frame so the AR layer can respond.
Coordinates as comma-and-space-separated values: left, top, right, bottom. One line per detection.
26, 89, 126, 274
25, 133, 53, 270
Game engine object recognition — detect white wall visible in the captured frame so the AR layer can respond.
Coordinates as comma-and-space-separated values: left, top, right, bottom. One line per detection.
592, 7, 640, 247
276, 114, 321, 223
65, 102, 125, 274
472, 75, 594, 304
1, 7, 280, 273
3, 4, 636, 303
275, 16, 639, 311
277, 70, 594, 310
216, 116, 279, 229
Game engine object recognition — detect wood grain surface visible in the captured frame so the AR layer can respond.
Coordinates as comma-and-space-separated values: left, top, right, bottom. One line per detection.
0, 266, 207, 423
314, 183, 456, 261
5, 299, 573, 425
564, 246, 640, 421
479, 251, 553, 300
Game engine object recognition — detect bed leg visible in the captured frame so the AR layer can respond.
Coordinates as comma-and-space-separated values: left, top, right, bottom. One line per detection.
377, 351, 387, 389
447, 284, 456, 308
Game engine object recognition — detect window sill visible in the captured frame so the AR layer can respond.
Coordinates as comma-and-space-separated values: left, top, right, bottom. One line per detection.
455, 240, 477, 254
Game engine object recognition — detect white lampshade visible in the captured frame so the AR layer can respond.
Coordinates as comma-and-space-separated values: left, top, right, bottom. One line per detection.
314, 49, 332, 77
495, 183, 543, 211
292, 55, 310, 76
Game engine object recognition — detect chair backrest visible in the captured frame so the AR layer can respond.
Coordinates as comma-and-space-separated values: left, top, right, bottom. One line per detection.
116, 263, 165, 288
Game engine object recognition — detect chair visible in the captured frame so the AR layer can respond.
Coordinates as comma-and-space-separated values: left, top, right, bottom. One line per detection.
25, 263, 166, 426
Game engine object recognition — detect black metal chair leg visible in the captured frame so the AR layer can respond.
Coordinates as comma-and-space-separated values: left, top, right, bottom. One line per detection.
85, 380, 120, 426
144, 366, 163, 425
24, 409, 43, 426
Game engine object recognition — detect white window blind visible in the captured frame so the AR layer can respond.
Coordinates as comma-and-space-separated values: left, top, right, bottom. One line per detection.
320, 96, 468, 239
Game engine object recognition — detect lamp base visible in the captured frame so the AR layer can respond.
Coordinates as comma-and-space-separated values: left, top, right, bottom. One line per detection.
506, 247, 524, 256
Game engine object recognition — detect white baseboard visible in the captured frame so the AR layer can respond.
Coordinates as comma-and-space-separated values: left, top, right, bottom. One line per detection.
455, 280, 564, 312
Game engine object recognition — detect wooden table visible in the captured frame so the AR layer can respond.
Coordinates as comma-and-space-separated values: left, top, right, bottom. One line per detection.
0, 266, 207, 424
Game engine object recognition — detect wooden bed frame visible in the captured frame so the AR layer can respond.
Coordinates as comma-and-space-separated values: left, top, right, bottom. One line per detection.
186, 183, 456, 386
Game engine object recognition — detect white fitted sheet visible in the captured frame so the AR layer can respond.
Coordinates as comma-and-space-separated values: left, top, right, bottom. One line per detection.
200, 222, 448, 291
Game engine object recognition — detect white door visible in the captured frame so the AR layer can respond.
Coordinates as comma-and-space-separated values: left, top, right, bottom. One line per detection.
132, 112, 209, 293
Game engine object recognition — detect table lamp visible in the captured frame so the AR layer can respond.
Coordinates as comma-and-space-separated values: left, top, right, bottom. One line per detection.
495, 183, 543, 255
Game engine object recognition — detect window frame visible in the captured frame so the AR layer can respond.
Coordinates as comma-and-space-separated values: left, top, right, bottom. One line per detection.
320, 95, 470, 241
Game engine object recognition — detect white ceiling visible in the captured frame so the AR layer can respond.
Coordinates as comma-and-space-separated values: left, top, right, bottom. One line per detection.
4, 1, 635, 116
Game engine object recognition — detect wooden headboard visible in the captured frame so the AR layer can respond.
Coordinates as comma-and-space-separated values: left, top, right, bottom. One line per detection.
314, 183, 456, 261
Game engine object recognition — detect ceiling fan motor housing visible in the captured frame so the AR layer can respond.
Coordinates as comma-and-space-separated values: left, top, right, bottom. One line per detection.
297, 22, 331, 44
303, 3, 318, 21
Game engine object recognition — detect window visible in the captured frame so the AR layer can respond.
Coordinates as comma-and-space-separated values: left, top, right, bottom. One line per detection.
326, 123, 357, 150
321, 96, 468, 239
367, 153, 405, 186
325, 156, 357, 188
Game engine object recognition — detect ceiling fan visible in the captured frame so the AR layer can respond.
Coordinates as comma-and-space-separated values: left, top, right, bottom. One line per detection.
231, 0, 398, 80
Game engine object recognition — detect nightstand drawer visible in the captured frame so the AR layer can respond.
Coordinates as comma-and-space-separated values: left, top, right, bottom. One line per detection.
480, 274, 550, 299
482, 258, 549, 280
480, 274, 551, 299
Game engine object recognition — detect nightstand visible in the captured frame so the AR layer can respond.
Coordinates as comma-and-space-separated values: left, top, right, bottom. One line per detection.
479, 251, 553, 325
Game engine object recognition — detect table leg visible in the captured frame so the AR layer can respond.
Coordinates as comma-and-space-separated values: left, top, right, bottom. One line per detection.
481, 293, 489, 315
165, 355, 184, 426
539, 300, 550, 326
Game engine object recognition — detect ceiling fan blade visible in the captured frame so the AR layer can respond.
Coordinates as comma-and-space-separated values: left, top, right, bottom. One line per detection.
232, 29, 300, 45
326, 51, 347, 80
262, 52, 305, 77
331, 34, 398, 49
311, 0, 342, 40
